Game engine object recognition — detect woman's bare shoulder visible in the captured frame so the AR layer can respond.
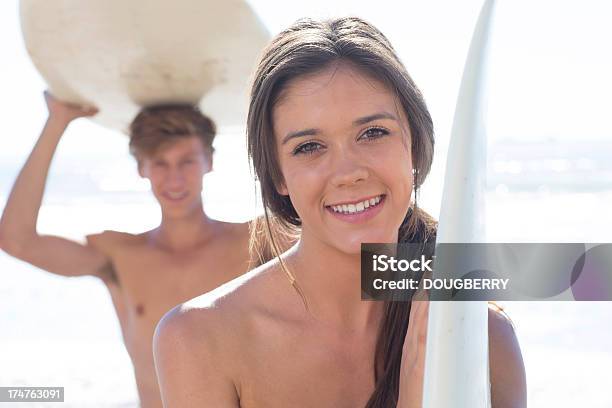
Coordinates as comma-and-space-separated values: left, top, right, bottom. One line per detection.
156, 260, 290, 348
153, 258, 302, 405
153, 265, 281, 406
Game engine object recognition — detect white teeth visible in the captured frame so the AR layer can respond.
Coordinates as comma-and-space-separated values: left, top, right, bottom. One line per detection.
330, 195, 383, 215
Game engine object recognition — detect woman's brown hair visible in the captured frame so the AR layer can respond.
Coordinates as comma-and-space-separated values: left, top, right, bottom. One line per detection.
247, 17, 436, 407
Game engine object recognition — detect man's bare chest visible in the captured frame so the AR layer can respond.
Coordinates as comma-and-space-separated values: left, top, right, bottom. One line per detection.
106, 248, 249, 335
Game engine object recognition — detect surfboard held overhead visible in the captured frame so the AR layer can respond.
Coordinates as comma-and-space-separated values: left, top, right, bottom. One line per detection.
20, 0, 270, 132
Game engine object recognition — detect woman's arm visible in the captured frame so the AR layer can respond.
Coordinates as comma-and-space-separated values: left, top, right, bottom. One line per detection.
153, 305, 241, 407
396, 292, 429, 408
489, 306, 527, 408
396, 301, 527, 408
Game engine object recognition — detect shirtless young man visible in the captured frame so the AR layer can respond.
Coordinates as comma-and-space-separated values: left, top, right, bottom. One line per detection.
0, 92, 276, 408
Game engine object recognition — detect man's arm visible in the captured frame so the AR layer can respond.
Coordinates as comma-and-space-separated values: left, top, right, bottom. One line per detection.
0, 92, 108, 279
154, 306, 241, 407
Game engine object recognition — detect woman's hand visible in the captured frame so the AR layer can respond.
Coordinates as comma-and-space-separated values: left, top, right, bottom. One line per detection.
397, 286, 429, 408
44, 91, 98, 124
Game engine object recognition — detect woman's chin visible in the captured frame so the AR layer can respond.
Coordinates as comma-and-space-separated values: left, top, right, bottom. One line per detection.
336, 232, 397, 255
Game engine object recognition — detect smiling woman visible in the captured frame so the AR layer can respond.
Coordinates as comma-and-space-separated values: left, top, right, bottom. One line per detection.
153, 16, 525, 408
271, 63, 419, 255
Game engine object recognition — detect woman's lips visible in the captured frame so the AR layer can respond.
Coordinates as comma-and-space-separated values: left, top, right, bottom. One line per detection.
325, 194, 386, 223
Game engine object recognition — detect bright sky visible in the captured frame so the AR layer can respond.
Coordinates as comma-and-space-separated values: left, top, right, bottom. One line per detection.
1, 0, 610, 204
2, 0, 611, 152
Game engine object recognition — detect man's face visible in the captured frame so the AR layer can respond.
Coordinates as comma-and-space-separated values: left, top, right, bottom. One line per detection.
139, 136, 212, 218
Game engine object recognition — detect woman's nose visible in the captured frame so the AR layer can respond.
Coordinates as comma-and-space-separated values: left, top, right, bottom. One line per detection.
329, 149, 369, 188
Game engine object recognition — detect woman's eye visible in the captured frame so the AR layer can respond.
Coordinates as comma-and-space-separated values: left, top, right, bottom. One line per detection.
293, 142, 324, 156
360, 127, 389, 141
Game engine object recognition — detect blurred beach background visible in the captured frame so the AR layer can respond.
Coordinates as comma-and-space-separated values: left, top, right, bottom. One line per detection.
1, 0, 611, 406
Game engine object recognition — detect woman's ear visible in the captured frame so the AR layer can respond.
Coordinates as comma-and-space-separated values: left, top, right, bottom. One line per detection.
274, 177, 289, 196
276, 181, 288, 196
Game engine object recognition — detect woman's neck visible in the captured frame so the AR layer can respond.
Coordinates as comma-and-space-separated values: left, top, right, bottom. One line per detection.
287, 230, 384, 333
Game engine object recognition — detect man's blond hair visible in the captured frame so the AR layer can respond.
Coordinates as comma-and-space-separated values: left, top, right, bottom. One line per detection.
129, 104, 216, 160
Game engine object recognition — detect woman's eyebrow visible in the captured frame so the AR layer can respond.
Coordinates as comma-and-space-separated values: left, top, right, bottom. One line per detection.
281, 112, 397, 145
353, 112, 398, 126
282, 128, 320, 145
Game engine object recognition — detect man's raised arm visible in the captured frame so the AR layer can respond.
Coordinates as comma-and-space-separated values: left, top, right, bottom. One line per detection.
0, 92, 110, 279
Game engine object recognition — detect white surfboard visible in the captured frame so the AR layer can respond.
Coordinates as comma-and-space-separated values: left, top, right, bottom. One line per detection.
19, 0, 270, 131
422, 1, 497, 407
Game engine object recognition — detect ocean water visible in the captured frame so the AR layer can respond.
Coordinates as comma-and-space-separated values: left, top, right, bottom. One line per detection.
1, 138, 611, 407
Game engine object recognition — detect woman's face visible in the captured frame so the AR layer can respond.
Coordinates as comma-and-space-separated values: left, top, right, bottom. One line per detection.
272, 63, 414, 254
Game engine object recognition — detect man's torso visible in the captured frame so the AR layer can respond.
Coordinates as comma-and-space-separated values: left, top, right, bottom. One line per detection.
92, 222, 251, 407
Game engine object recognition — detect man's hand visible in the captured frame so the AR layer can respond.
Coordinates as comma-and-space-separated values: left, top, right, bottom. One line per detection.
44, 91, 98, 124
